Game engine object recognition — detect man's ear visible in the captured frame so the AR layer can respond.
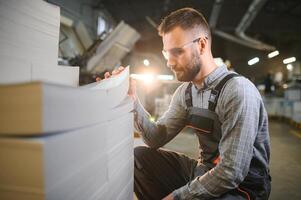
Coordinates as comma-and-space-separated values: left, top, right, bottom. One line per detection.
198, 37, 207, 54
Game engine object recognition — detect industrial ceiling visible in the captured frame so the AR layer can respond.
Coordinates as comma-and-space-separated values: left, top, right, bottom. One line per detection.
96, 0, 301, 81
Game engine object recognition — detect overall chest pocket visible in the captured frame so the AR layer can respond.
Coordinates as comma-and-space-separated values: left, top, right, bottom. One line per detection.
186, 114, 214, 134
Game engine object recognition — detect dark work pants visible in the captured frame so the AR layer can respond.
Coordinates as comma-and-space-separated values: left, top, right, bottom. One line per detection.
134, 146, 197, 200
134, 146, 251, 200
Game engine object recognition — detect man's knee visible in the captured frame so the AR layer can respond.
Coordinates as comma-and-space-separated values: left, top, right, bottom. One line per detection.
134, 146, 153, 160
134, 145, 147, 155
134, 146, 157, 169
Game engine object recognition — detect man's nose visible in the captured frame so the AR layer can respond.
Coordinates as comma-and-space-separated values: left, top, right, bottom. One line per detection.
166, 57, 176, 68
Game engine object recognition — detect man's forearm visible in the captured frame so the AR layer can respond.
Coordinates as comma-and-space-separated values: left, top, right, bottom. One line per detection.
134, 98, 168, 148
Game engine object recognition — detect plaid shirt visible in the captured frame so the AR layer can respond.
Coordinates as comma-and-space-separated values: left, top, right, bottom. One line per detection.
134, 65, 270, 199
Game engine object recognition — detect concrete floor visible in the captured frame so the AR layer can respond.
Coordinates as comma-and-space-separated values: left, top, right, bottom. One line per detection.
135, 120, 301, 199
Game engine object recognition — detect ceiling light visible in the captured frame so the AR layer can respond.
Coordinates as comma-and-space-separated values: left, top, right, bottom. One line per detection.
248, 57, 259, 66
143, 59, 150, 66
283, 57, 296, 64
268, 50, 279, 58
286, 64, 293, 71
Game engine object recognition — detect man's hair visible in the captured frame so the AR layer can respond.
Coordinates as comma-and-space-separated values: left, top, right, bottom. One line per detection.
158, 8, 211, 39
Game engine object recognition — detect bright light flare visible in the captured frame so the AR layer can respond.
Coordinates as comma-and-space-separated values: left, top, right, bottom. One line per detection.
157, 75, 174, 81
131, 73, 174, 84
144, 74, 155, 84
149, 116, 156, 122
130, 73, 155, 85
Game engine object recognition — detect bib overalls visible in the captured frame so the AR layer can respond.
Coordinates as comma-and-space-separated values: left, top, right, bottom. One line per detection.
134, 74, 271, 200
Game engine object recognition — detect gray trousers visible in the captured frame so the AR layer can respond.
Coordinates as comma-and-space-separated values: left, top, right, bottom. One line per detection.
134, 146, 249, 200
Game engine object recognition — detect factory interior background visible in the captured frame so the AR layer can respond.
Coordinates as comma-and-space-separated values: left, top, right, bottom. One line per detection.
0, 0, 301, 199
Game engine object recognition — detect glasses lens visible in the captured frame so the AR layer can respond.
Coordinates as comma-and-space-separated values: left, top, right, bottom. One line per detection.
162, 48, 184, 60
170, 48, 183, 57
162, 38, 200, 60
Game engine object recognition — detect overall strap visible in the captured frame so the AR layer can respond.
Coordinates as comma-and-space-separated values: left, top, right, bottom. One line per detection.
208, 73, 240, 111
185, 82, 193, 108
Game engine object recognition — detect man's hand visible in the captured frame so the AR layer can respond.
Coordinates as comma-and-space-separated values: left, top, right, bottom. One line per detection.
128, 77, 137, 101
162, 193, 174, 200
95, 66, 137, 101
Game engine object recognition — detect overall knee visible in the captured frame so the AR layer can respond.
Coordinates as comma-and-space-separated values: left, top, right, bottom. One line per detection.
134, 146, 158, 169
134, 146, 151, 160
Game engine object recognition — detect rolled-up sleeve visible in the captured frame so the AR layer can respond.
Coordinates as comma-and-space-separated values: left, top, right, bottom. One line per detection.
173, 77, 261, 199
134, 84, 188, 149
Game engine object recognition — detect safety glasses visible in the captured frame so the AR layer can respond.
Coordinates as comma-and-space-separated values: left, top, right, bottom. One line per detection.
162, 37, 207, 60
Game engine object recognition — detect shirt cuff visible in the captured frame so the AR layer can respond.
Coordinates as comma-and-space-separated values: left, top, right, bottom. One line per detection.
172, 183, 192, 200
172, 177, 216, 200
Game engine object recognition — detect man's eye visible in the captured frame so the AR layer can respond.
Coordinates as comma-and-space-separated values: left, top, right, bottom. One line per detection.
171, 48, 184, 56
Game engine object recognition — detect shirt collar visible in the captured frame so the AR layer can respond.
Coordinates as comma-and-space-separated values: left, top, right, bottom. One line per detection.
193, 65, 228, 90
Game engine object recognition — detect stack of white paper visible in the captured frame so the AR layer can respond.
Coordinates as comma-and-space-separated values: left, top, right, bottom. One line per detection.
0, 67, 130, 135
0, 0, 134, 199
0, 0, 79, 86
0, 77, 134, 199
0, 55, 79, 86
0, 109, 134, 200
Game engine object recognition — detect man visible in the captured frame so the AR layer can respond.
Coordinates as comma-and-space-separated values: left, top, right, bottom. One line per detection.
110, 8, 271, 200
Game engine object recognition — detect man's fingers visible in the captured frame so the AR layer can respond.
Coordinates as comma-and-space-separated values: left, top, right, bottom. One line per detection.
128, 77, 137, 101
104, 72, 111, 79
104, 66, 126, 79
96, 77, 101, 82
112, 66, 125, 76
130, 77, 136, 88
117, 66, 125, 73
112, 69, 119, 75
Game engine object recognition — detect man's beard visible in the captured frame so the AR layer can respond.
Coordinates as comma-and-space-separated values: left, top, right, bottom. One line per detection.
173, 52, 201, 82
